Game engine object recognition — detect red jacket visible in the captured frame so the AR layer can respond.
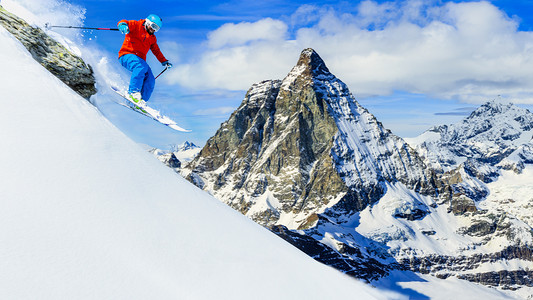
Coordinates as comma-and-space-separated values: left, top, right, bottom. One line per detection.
118, 19, 167, 63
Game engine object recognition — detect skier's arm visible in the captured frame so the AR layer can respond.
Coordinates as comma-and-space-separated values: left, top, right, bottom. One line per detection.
150, 40, 168, 63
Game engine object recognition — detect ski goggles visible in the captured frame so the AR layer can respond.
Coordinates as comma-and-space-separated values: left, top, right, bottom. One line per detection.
145, 19, 160, 32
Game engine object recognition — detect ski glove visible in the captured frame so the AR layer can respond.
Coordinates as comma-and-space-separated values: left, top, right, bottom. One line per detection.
162, 61, 173, 69
118, 22, 129, 34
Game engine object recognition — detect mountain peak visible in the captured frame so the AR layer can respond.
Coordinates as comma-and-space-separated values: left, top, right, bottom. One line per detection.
471, 100, 514, 116
295, 48, 330, 75
281, 48, 333, 90
179, 141, 200, 151
466, 100, 533, 127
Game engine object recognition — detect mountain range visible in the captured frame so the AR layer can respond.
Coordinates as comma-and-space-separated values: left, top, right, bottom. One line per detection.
182, 48, 533, 298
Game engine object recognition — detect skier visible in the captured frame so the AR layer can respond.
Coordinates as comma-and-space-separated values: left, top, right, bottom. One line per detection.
117, 14, 172, 107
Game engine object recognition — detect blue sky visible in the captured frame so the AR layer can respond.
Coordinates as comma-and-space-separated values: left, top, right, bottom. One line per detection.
43, 0, 533, 148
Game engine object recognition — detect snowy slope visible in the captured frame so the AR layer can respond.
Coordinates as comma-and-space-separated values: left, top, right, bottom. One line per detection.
0, 22, 395, 300
482, 165, 533, 227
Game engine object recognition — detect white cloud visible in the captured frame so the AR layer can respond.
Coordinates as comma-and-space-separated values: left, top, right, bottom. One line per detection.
167, 0, 533, 104
169, 42, 300, 90
207, 18, 288, 49
356, 0, 399, 27
289, 5, 322, 28
158, 41, 184, 64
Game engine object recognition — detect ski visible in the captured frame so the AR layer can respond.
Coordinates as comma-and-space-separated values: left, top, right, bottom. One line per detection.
110, 86, 191, 132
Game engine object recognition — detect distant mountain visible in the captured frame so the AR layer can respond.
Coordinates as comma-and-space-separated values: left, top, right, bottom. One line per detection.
183, 48, 533, 296
407, 100, 533, 227
173, 142, 202, 166
407, 101, 533, 177
150, 141, 202, 169
177, 141, 200, 152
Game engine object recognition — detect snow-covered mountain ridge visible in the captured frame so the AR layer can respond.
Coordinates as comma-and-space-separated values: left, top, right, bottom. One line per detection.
184, 48, 533, 298
407, 101, 533, 176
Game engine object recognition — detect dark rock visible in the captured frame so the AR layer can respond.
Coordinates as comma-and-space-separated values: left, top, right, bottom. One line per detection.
457, 270, 533, 290
463, 159, 500, 183
157, 153, 181, 169
421, 230, 436, 236
394, 210, 428, 221
400, 245, 533, 288
0, 6, 97, 99
271, 225, 392, 282
449, 195, 478, 215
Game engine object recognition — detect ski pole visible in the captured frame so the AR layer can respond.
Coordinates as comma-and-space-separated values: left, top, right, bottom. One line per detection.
155, 65, 169, 80
45, 23, 119, 31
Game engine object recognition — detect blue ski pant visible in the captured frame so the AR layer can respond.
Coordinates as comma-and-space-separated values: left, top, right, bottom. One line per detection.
119, 54, 155, 101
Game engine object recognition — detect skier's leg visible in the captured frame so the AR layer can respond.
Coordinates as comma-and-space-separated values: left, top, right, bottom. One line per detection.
119, 54, 150, 96
141, 68, 155, 101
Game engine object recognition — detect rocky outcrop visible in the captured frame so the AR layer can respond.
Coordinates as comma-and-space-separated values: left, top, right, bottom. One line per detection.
0, 6, 96, 99
456, 270, 533, 290
403, 246, 533, 289
449, 195, 478, 215
271, 225, 393, 282
156, 152, 181, 169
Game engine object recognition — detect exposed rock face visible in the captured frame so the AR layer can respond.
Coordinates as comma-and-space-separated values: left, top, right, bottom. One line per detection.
456, 270, 533, 290
404, 245, 533, 290
271, 224, 393, 282
0, 6, 96, 99
449, 194, 478, 215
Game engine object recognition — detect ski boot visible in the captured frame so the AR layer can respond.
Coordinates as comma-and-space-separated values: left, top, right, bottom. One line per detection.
128, 92, 148, 113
